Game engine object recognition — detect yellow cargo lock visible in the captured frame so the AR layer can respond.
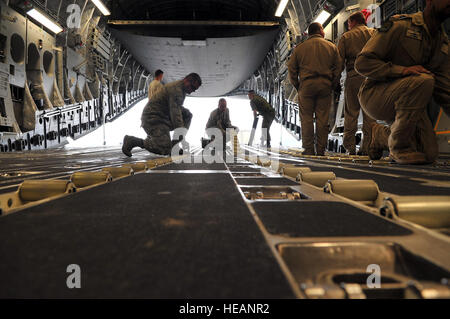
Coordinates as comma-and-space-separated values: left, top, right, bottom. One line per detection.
380, 196, 450, 229
102, 167, 134, 178
70, 171, 113, 188
297, 171, 336, 187
324, 179, 380, 202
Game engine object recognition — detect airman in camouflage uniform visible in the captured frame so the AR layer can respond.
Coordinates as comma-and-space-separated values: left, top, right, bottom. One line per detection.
206, 98, 238, 144
248, 90, 275, 148
355, 0, 450, 164
122, 73, 202, 156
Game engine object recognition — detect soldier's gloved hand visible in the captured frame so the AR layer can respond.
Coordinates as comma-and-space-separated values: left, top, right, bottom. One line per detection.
402, 65, 433, 76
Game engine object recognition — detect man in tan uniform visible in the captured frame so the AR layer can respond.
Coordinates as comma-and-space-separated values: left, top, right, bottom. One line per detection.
338, 11, 376, 155
288, 22, 342, 156
355, 0, 450, 164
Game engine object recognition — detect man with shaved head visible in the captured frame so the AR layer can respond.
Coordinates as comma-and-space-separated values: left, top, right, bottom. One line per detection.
288, 22, 342, 156
148, 69, 164, 101
338, 11, 376, 155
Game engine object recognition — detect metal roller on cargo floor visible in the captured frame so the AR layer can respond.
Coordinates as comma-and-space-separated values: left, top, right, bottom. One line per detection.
381, 196, 450, 229
0, 179, 76, 214
71, 171, 113, 188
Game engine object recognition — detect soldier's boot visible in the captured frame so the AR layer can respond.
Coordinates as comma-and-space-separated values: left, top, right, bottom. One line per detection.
359, 114, 376, 156
356, 149, 366, 156
343, 139, 356, 155
388, 109, 427, 165
346, 147, 356, 156
343, 134, 356, 155
389, 151, 427, 165
414, 111, 438, 164
316, 144, 326, 157
357, 134, 369, 156
302, 149, 315, 156
358, 140, 369, 156
368, 123, 389, 160
316, 151, 325, 156
122, 135, 144, 157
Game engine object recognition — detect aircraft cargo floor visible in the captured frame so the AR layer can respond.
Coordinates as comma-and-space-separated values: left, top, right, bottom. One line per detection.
0, 147, 449, 298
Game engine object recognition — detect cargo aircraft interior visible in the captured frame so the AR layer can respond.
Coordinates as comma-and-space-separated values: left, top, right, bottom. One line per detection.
0, 0, 449, 300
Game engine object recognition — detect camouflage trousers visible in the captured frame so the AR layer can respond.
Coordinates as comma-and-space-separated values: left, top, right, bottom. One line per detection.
358, 73, 438, 162
141, 107, 193, 156
261, 113, 275, 147
343, 75, 375, 154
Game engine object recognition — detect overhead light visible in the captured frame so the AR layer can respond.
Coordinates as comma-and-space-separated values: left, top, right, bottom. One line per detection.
91, 0, 111, 16
313, 9, 331, 25
275, 0, 289, 17
27, 9, 63, 34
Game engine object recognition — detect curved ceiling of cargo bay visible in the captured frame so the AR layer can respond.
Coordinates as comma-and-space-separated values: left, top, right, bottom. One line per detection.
111, 29, 278, 97
107, 0, 282, 96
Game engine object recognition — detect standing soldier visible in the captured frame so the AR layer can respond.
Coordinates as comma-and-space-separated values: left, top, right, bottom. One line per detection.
338, 11, 376, 155
148, 69, 164, 101
122, 73, 202, 157
288, 22, 342, 156
248, 90, 275, 148
355, 0, 450, 164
